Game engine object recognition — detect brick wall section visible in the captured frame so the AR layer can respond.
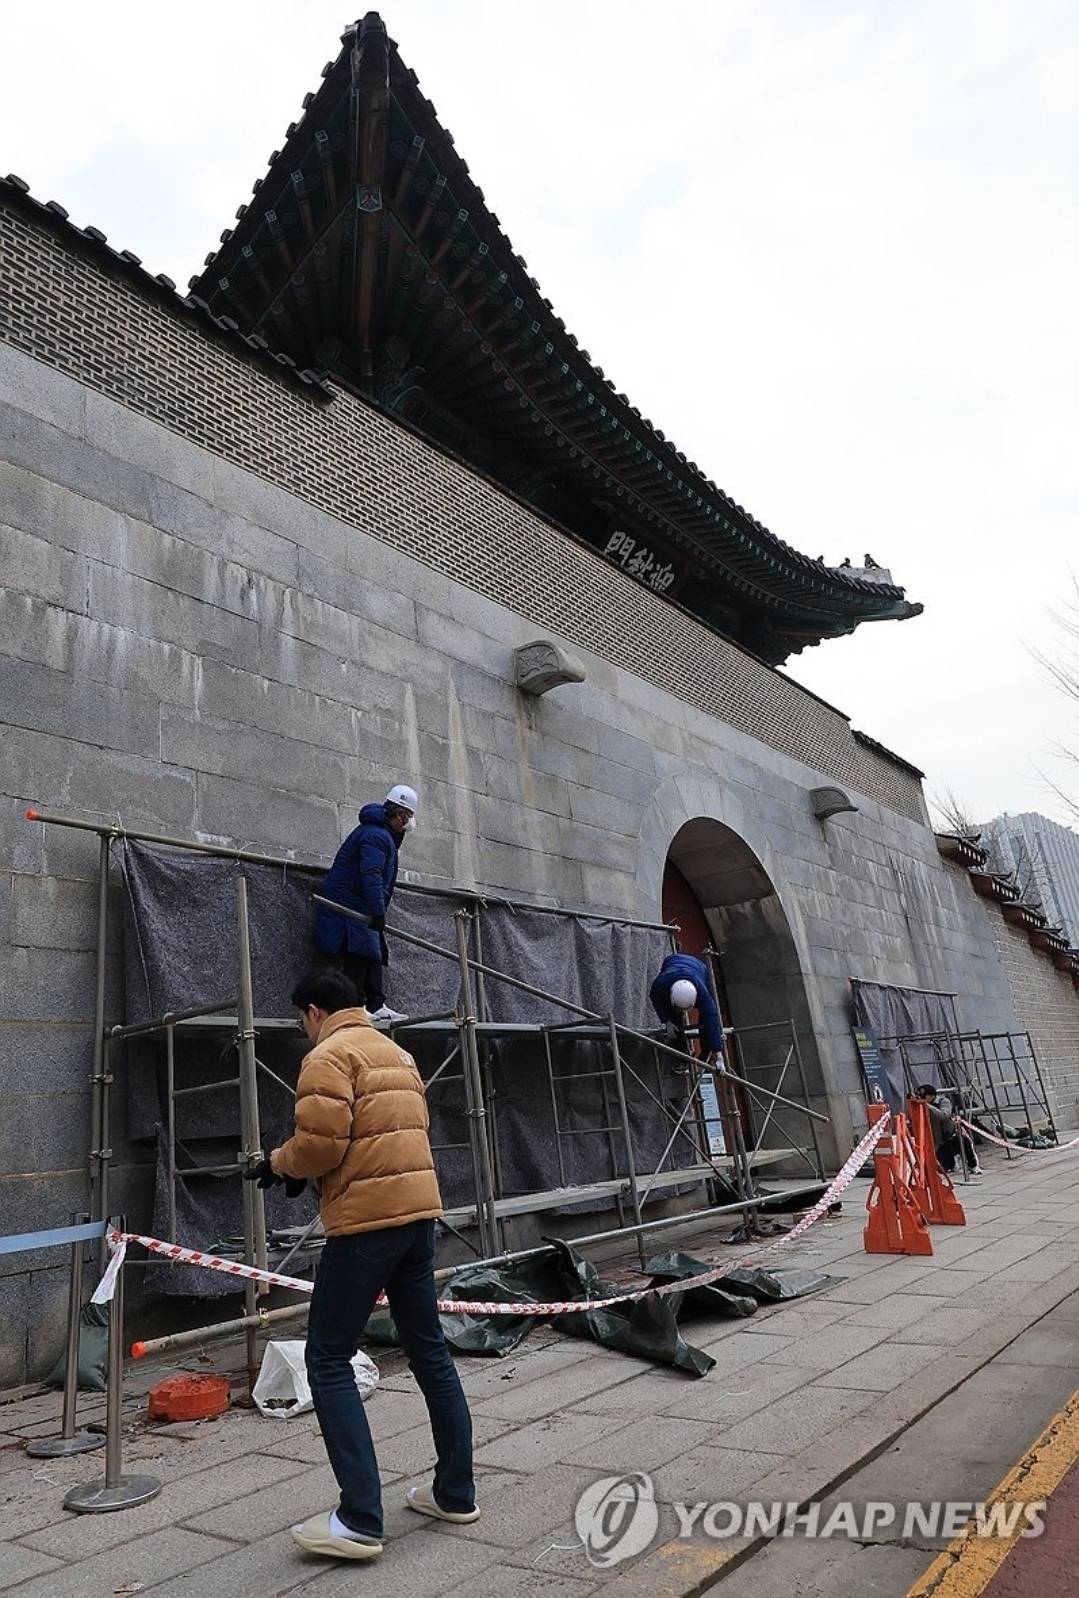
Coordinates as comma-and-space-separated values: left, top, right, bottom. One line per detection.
0, 202, 925, 823
986, 913, 1079, 1120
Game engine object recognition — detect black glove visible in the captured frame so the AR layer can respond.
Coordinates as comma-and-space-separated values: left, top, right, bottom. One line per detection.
243, 1155, 278, 1189
242, 1156, 306, 1198
369, 914, 385, 931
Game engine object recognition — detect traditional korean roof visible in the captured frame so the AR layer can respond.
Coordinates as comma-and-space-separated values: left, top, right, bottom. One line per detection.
191, 13, 922, 664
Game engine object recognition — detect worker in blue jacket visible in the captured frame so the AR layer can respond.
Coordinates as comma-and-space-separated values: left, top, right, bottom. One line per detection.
649, 952, 725, 1065
314, 785, 418, 1022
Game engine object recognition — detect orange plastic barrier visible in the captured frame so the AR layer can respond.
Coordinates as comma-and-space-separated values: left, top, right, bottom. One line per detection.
907, 1096, 966, 1226
863, 1102, 934, 1256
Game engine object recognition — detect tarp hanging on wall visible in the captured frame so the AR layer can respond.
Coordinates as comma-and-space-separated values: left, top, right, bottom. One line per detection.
850, 980, 959, 1112
118, 841, 687, 1296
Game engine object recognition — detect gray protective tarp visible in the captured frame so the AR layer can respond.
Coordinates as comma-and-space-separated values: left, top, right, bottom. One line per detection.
118, 842, 684, 1296
851, 981, 959, 1113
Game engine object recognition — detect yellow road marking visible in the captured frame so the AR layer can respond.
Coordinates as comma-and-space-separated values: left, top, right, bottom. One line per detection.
904, 1388, 1079, 1598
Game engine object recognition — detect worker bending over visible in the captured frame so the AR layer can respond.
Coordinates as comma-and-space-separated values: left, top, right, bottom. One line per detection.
649, 951, 725, 1066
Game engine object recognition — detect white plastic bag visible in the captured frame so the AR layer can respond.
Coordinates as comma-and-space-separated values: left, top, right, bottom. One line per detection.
252, 1339, 379, 1419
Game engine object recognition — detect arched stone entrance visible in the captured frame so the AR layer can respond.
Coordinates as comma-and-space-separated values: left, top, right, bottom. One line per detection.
654, 813, 829, 1166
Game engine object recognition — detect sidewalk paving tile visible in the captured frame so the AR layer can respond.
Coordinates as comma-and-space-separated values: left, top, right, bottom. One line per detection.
2, 1525, 235, 1598
17, 1452, 306, 1559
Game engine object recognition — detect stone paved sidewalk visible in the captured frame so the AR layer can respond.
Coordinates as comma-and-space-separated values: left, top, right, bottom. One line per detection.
4, 1144, 1079, 1598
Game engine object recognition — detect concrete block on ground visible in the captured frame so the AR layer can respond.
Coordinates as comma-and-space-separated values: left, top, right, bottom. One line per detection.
0, 1525, 232, 1598
708, 1383, 877, 1456
19, 1452, 308, 1560
474, 1409, 630, 1475
0, 1542, 62, 1593
558, 1412, 720, 1474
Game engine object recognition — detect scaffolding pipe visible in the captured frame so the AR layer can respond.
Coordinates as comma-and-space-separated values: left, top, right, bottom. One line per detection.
128, 1177, 828, 1358
235, 875, 268, 1391
25, 807, 673, 933
314, 894, 830, 1125
454, 912, 500, 1257
89, 833, 111, 1269
107, 1000, 235, 1042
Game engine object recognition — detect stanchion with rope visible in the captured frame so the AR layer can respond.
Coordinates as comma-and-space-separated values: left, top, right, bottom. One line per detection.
64, 1216, 162, 1515
863, 1103, 934, 1256
26, 1213, 106, 1459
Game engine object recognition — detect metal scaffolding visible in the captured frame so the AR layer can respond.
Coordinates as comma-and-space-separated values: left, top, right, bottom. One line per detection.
26, 806, 830, 1330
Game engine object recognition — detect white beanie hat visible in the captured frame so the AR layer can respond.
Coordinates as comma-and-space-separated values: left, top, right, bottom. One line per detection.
385, 784, 418, 813
670, 979, 698, 1010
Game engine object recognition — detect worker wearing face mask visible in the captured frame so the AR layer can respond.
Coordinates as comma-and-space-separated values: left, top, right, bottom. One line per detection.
314, 784, 418, 1022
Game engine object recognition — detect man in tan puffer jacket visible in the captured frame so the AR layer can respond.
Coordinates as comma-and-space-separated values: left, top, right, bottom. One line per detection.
250, 966, 477, 1563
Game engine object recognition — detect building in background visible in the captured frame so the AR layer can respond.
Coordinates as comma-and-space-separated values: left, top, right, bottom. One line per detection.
982, 813, 1079, 945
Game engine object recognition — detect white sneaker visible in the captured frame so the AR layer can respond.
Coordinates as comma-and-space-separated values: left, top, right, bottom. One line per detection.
971, 1163, 984, 1176
368, 1005, 408, 1024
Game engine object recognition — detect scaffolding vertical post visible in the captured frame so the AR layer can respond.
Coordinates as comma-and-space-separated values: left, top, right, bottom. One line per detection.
235, 874, 268, 1393
454, 911, 499, 1257
1026, 1031, 1057, 1140
1010, 1029, 1035, 1144
542, 1030, 569, 1189
90, 833, 111, 1271
980, 1034, 1014, 1161
470, 908, 505, 1210
165, 1022, 178, 1240
789, 1023, 825, 1180
606, 1016, 646, 1268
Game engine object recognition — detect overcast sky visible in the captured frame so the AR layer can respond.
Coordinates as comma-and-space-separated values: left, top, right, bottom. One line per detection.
3, 1, 1076, 826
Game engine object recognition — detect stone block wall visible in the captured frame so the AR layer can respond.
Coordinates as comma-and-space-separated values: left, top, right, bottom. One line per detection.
0, 200, 1031, 1381
986, 915, 1079, 1122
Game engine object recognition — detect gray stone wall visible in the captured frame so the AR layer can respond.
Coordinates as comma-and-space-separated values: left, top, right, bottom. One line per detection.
0, 215, 1030, 1382
984, 910, 1079, 1122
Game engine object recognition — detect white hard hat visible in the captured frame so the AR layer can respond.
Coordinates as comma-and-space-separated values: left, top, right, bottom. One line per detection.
385, 784, 418, 813
670, 979, 698, 1011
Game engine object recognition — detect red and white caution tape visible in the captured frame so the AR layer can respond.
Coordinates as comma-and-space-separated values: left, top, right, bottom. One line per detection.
958, 1117, 1079, 1155
93, 1115, 889, 1316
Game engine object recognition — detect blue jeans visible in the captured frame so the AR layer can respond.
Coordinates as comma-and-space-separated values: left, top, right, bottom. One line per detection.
305, 1219, 474, 1538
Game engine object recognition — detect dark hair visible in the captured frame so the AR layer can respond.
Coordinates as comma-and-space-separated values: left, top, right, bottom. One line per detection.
291, 967, 361, 1014
917, 1083, 938, 1097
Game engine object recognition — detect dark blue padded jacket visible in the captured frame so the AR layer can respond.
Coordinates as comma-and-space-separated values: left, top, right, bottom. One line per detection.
314, 803, 399, 962
649, 953, 725, 1054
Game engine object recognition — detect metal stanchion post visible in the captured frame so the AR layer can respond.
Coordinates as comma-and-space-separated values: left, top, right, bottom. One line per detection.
64, 1218, 161, 1513
27, 1215, 105, 1459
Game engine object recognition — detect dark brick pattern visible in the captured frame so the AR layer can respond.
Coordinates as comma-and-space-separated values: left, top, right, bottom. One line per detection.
0, 203, 925, 821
